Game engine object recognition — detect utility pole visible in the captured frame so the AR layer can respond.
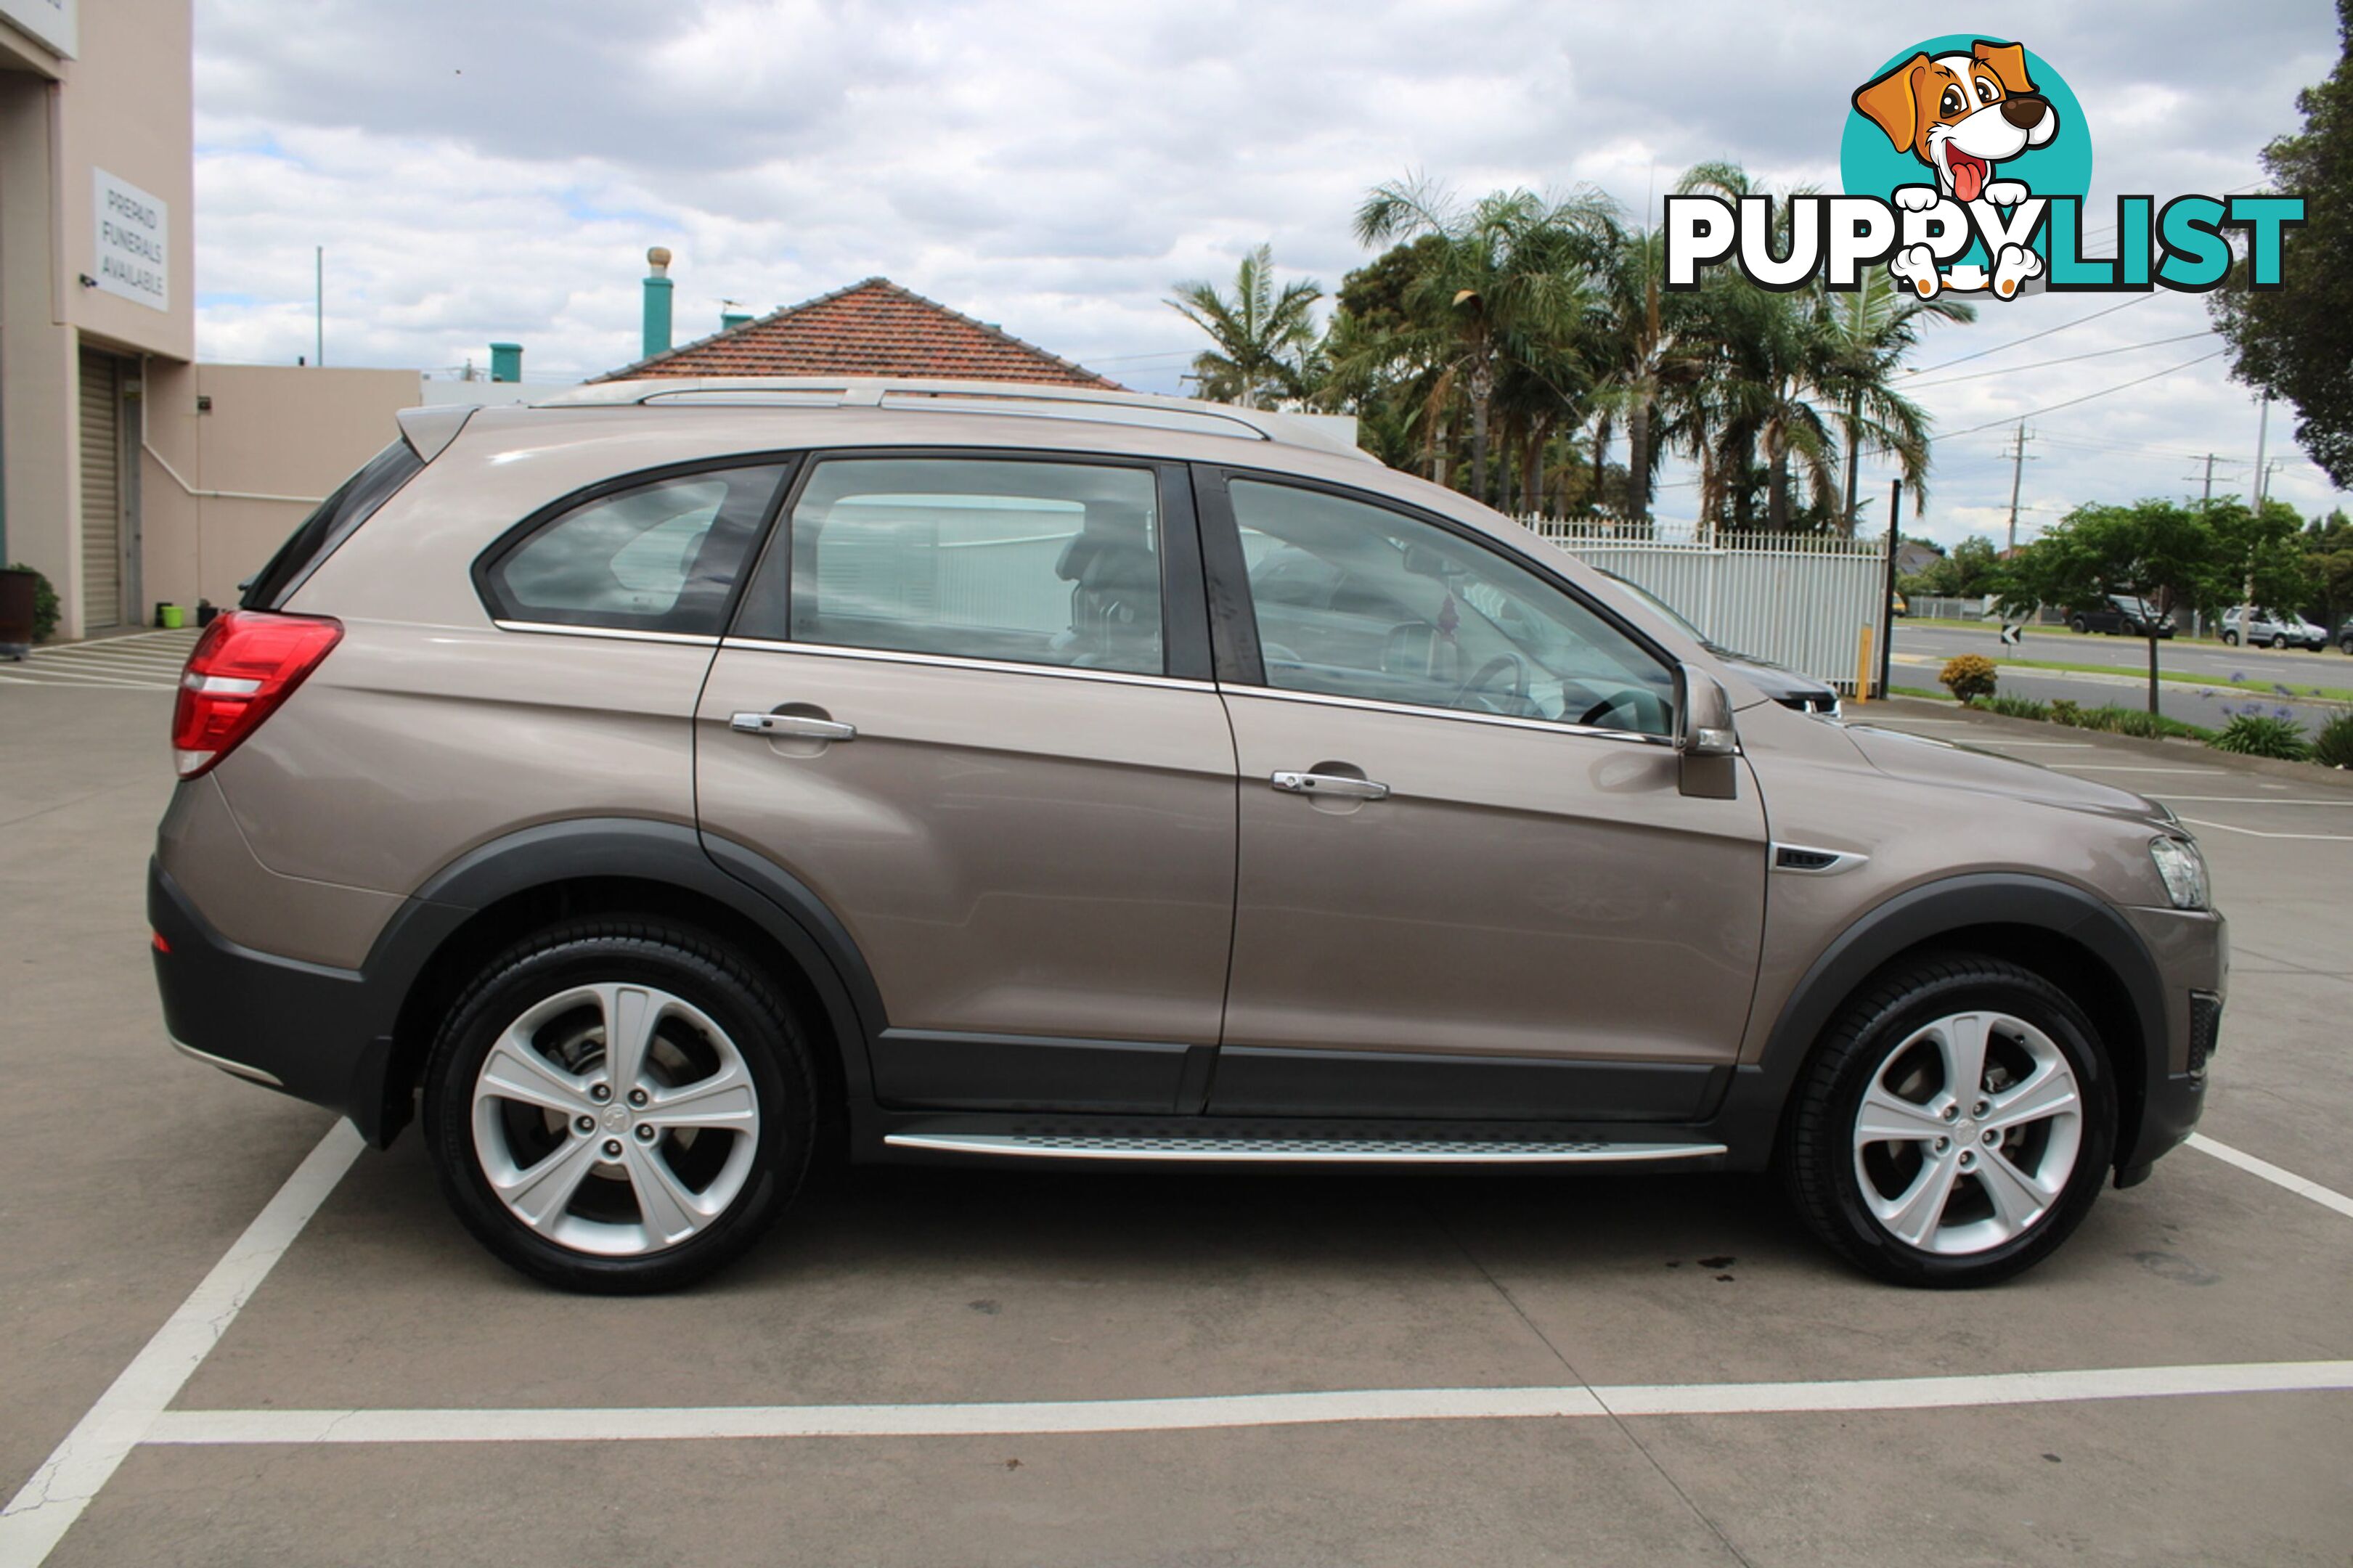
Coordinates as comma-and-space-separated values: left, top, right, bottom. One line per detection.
2201, 453, 2215, 507
314, 247, 325, 369
2238, 395, 2273, 641
1878, 478, 1901, 700
2003, 422, 2028, 553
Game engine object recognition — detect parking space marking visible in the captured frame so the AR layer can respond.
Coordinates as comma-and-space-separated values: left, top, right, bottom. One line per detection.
137, 1360, 2353, 1447
2146, 796, 2353, 807
2189, 1135, 2353, 1220
2176, 817, 2353, 842
0, 1122, 361, 1568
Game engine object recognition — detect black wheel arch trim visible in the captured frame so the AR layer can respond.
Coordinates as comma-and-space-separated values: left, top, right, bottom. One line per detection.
1713, 872, 2174, 1170
356, 817, 887, 1147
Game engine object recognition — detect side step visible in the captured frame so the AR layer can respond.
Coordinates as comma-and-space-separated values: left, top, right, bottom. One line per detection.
883, 1132, 1727, 1164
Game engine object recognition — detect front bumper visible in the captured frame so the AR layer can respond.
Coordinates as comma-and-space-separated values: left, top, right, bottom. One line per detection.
2116, 905, 2228, 1176
149, 858, 402, 1140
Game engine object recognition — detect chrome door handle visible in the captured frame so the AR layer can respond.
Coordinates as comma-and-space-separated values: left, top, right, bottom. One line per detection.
1271, 769, 1387, 801
732, 711, 856, 741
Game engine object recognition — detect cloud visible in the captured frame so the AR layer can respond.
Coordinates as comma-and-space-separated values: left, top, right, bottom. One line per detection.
192, 0, 2349, 529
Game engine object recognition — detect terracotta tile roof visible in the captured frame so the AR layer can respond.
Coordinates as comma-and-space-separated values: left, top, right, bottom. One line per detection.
598, 277, 1122, 388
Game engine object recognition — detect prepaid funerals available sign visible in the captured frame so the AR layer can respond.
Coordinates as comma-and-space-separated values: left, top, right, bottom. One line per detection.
93, 168, 168, 312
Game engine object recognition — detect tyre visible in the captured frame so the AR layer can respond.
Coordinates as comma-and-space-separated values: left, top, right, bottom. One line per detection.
2068, 616, 2087, 634
423, 919, 816, 1293
1781, 954, 2116, 1288
2222, 631, 2238, 646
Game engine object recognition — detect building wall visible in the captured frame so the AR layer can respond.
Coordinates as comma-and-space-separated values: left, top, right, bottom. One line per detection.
0, 0, 193, 637
142, 363, 423, 613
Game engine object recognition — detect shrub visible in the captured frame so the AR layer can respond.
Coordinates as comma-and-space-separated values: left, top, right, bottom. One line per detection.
1982, 693, 2050, 721
7, 563, 58, 644
2048, 698, 2083, 726
2208, 714, 2313, 761
2044, 701, 2213, 741
2309, 711, 2353, 769
1939, 653, 1998, 705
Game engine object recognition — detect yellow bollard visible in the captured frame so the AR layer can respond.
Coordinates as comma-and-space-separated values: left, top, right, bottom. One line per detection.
1854, 624, 1874, 703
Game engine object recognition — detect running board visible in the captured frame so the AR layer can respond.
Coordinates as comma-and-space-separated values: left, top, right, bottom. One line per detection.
882, 1132, 1728, 1164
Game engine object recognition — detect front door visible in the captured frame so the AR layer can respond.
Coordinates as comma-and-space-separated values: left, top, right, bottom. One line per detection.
696, 453, 1236, 1114
1199, 472, 1769, 1121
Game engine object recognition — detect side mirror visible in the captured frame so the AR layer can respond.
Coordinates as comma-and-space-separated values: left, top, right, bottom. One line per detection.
1676, 666, 1740, 799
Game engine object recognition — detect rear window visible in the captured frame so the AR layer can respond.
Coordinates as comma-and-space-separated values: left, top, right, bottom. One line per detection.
240, 440, 425, 609
478, 464, 788, 636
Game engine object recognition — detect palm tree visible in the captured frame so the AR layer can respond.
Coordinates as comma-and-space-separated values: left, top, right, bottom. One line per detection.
1822, 267, 1974, 533
1699, 281, 1843, 531
1166, 245, 1324, 409
1353, 177, 1607, 505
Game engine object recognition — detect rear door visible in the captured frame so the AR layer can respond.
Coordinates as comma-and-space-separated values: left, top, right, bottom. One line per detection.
1197, 470, 1769, 1121
696, 452, 1236, 1114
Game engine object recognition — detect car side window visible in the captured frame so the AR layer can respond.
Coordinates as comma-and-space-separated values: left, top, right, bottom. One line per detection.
482, 465, 787, 634
1226, 478, 1676, 737
732, 457, 1165, 675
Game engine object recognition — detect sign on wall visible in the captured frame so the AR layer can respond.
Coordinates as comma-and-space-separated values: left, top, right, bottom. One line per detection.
93, 169, 168, 312
0, 0, 76, 57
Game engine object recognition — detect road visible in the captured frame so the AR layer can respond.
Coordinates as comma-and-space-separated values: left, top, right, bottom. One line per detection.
4, 672, 2352, 1565
1893, 619, 2351, 735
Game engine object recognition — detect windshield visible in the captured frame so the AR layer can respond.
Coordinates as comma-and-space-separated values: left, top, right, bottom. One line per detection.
1599, 571, 1750, 656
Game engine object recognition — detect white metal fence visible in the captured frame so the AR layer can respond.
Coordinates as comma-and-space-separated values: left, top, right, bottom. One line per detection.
1522, 518, 1891, 693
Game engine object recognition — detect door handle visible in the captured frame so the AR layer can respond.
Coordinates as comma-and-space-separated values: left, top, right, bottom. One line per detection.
732, 711, 856, 741
1271, 769, 1387, 801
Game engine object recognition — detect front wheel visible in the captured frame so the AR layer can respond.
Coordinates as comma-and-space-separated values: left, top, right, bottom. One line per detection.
1782, 955, 2116, 1288
2068, 616, 2088, 634
2222, 631, 2239, 646
423, 920, 815, 1293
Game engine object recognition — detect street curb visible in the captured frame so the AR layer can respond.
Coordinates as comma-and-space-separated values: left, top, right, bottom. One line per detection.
1865, 697, 2353, 791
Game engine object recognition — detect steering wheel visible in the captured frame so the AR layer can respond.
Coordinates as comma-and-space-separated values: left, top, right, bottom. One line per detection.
1577, 690, 1639, 729
1452, 653, 1530, 711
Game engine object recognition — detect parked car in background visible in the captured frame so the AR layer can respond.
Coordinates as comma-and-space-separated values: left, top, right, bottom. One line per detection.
151, 377, 2223, 1294
2339, 616, 2353, 655
2220, 607, 2328, 650
1594, 569, 1843, 717
1891, 590, 1909, 618
2068, 594, 2174, 638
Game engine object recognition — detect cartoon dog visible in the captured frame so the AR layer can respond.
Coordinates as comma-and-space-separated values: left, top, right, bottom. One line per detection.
1853, 40, 2058, 298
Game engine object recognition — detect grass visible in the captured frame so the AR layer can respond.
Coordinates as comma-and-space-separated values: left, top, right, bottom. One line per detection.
1885, 685, 1952, 702
1984, 653, 2353, 705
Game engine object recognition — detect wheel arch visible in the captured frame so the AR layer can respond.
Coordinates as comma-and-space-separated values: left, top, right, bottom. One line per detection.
1726, 874, 2166, 1171
363, 819, 884, 1151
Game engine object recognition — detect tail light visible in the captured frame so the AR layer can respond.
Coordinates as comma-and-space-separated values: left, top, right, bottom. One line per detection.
171, 611, 343, 778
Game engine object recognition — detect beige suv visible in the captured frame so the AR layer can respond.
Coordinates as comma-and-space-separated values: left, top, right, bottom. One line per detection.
151, 379, 2224, 1292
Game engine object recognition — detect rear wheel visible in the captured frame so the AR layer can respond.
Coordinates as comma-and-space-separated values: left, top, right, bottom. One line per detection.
1782, 955, 2116, 1287
423, 920, 815, 1292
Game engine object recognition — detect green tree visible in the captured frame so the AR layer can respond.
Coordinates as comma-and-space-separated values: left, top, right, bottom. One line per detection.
1821, 267, 1974, 534
2210, 0, 2353, 484
2304, 508, 2353, 626
2205, 495, 2319, 621
2000, 500, 2232, 712
1167, 244, 1323, 409
1353, 177, 1607, 505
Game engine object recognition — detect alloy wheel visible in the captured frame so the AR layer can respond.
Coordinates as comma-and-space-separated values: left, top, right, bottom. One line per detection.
470, 982, 762, 1257
1850, 1010, 2084, 1256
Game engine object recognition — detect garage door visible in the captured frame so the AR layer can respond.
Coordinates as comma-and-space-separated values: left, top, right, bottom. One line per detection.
79, 346, 124, 631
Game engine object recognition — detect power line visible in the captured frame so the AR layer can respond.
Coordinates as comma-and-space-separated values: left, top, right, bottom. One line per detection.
1902, 329, 2213, 390
1937, 348, 2227, 441
1904, 294, 2157, 376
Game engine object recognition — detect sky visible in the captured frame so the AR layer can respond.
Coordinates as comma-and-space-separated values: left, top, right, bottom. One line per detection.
190, 0, 2349, 548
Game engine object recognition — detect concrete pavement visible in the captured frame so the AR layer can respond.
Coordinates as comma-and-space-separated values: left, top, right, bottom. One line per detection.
4, 680, 2349, 1566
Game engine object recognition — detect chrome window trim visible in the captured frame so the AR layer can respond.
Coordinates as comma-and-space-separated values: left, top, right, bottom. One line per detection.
492, 619, 722, 647
720, 636, 1215, 693
1222, 682, 1677, 746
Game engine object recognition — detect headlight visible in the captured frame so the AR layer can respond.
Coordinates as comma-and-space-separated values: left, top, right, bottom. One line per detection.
2149, 836, 2209, 910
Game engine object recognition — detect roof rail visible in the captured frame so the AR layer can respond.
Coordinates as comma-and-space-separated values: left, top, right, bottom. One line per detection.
532, 377, 1374, 462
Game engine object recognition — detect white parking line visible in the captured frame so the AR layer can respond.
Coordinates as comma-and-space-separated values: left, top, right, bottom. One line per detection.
2176, 817, 2353, 843
140, 1360, 2353, 1446
2053, 764, 2229, 775
0, 1122, 362, 1568
2190, 1135, 2353, 1220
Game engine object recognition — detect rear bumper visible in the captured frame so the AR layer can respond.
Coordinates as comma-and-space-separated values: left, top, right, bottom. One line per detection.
149, 858, 401, 1141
